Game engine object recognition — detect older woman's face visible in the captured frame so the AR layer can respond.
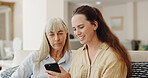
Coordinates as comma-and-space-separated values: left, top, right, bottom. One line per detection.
47, 30, 67, 50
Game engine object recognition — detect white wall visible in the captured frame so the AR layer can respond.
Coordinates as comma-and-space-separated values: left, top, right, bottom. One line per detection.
103, 1, 148, 44
103, 2, 138, 41
103, 4, 127, 41
68, 3, 80, 37
23, 0, 47, 50
137, 1, 148, 45
125, 2, 135, 40
23, 0, 65, 50
64, 1, 68, 26
13, 0, 22, 39
47, 0, 64, 20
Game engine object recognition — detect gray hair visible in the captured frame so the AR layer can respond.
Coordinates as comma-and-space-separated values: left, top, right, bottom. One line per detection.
37, 17, 71, 70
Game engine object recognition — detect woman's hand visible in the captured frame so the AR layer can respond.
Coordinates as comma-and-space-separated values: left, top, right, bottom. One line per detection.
45, 65, 71, 78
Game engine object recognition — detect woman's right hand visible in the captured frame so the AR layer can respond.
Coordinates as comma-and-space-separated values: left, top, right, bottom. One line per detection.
45, 65, 71, 78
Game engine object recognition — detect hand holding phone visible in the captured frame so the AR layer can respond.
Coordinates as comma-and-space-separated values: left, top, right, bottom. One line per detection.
44, 63, 61, 73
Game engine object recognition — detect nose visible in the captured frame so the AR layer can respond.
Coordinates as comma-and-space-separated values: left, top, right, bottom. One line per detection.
54, 34, 59, 41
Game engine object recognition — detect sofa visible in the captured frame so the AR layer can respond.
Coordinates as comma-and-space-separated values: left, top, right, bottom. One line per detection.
128, 51, 148, 77
1, 50, 148, 78
0, 50, 34, 78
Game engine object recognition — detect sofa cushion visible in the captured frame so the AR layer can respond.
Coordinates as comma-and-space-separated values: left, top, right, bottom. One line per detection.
12, 50, 34, 67
131, 62, 148, 77
129, 51, 148, 62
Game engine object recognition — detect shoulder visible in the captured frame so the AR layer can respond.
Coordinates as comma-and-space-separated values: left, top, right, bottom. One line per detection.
66, 51, 72, 56
104, 47, 127, 71
104, 47, 123, 64
25, 51, 39, 61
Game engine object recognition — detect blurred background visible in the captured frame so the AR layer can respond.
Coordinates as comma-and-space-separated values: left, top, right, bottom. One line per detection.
0, 0, 148, 60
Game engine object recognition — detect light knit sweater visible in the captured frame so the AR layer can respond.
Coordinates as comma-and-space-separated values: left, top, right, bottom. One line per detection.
70, 43, 127, 78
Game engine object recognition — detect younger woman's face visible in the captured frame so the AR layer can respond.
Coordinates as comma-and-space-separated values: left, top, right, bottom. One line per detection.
47, 30, 67, 51
71, 14, 97, 44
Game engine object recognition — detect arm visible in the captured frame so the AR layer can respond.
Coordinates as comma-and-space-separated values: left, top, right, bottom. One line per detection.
10, 52, 37, 78
102, 58, 127, 78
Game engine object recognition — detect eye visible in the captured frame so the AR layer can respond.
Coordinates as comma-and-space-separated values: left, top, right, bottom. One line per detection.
72, 28, 76, 31
79, 26, 84, 29
58, 33, 63, 35
49, 33, 54, 36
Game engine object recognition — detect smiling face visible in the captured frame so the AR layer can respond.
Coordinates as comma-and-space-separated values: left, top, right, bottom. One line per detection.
47, 29, 67, 51
71, 14, 98, 44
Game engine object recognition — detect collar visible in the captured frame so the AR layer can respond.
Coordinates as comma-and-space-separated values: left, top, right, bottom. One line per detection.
58, 51, 70, 64
44, 51, 70, 64
82, 44, 87, 51
82, 42, 109, 51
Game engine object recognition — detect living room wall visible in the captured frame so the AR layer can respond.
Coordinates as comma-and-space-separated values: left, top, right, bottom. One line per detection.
23, 0, 65, 50
2, 0, 148, 50
103, 1, 148, 45
68, 1, 148, 45
137, 1, 148, 45
0, 0, 23, 39
103, 2, 135, 41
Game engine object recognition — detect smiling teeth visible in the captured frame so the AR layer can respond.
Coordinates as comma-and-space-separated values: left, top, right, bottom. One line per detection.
79, 37, 84, 40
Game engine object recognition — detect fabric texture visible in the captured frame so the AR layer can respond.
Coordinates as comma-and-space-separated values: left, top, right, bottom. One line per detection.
0, 66, 19, 78
70, 43, 127, 78
130, 62, 148, 77
10, 51, 72, 78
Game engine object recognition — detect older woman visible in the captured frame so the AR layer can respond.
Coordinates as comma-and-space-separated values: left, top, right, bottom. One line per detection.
10, 17, 72, 78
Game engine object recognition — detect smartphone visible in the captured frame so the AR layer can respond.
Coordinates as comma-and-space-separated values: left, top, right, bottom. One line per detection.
44, 63, 61, 73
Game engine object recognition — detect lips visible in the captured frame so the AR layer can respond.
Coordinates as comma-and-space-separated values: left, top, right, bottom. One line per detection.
54, 43, 62, 46
78, 36, 85, 41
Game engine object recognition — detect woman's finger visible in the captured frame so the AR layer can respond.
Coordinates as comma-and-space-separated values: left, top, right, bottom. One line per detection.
68, 72, 71, 78
45, 70, 59, 76
46, 73, 57, 78
59, 65, 67, 74
59, 65, 71, 78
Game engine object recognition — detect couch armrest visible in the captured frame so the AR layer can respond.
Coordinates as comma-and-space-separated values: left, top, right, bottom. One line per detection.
129, 51, 148, 62
12, 50, 33, 67
12, 50, 75, 67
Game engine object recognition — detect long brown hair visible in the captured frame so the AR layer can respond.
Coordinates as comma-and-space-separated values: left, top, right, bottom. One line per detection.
73, 5, 131, 77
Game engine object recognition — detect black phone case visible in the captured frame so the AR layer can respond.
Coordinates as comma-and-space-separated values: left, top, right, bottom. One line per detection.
44, 63, 61, 73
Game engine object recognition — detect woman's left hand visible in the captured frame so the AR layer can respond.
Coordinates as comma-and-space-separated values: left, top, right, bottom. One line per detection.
45, 65, 71, 78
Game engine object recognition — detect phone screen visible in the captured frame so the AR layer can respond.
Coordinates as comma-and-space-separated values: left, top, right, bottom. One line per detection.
44, 63, 61, 73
